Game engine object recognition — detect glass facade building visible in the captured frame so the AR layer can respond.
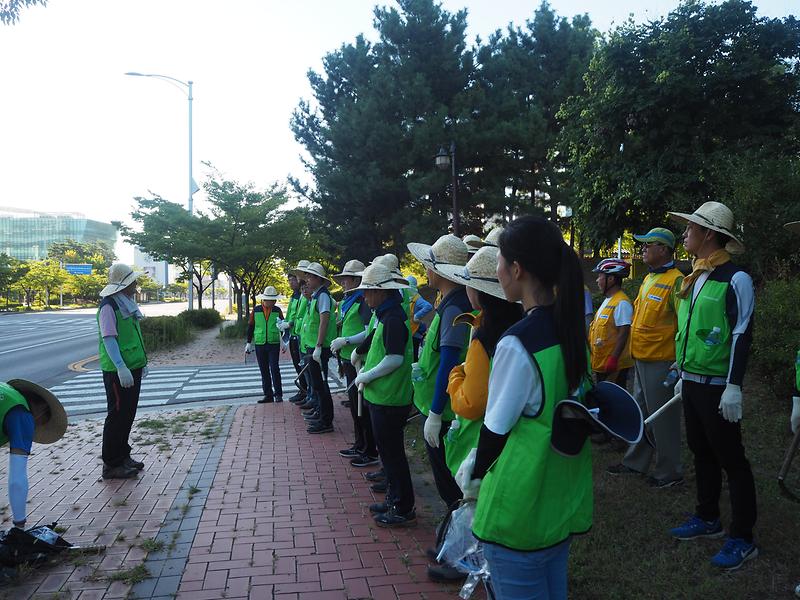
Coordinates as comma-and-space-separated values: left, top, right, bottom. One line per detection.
0, 207, 117, 261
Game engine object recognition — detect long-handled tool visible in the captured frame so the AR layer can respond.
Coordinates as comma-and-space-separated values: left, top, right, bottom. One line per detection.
644, 394, 681, 426
293, 361, 312, 389
778, 427, 800, 503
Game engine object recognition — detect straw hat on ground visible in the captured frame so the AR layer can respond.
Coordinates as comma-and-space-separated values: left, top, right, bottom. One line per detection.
99, 263, 143, 298
290, 260, 311, 278
5, 379, 68, 444
463, 234, 483, 254
408, 234, 470, 276
355, 264, 410, 291
333, 259, 366, 282
295, 262, 331, 284
784, 222, 800, 235
668, 201, 744, 254
255, 286, 282, 301
436, 246, 506, 300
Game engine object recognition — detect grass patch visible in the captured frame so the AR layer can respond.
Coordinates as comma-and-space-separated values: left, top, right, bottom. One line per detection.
106, 563, 149, 585
140, 538, 165, 553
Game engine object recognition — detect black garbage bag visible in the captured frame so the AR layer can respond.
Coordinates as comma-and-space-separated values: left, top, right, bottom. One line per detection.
0, 523, 71, 569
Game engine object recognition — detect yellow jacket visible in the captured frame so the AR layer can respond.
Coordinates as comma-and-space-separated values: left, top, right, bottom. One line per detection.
447, 312, 489, 421
590, 289, 633, 372
630, 267, 683, 362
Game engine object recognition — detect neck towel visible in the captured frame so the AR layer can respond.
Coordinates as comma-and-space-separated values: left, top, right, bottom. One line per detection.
678, 249, 730, 299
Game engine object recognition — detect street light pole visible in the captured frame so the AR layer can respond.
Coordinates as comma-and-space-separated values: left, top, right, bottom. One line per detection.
435, 141, 460, 236
125, 71, 195, 311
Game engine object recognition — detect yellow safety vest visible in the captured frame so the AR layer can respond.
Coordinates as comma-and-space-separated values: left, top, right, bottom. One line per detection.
630, 268, 683, 362
589, 289, 633, 372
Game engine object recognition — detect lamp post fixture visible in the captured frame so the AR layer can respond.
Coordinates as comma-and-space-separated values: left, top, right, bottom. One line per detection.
435, 141, 460, 237
125, 71, 195, 310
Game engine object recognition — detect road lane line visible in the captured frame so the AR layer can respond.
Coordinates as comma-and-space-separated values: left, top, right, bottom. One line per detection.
0, 332, 96, 355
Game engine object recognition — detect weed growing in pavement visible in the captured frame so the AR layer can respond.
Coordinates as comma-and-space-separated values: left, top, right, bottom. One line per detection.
140, 538, 165, 553
112, 498, 128, 507
105, 563, 149, 584
136, 418, 169, 432
54, 525, 67, 534
187, 485, 200, 497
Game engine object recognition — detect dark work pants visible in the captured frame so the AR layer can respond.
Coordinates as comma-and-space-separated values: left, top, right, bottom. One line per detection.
102, 367, 143, 467
307, 347, 334, 425
425, 421, 463, 509
289, 335, 307, 394
342, 360, 376, 455
595, 367, 631, 388
255, 342, 282, 400
412, 336, 422, 362
370, 403, 415, 514
683, 380, 757, 542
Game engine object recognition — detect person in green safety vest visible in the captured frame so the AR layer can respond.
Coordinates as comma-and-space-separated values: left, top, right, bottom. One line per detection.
294, 262, 337, 434
330, 259, 377, 467
0, 379, 67, 532
96, 263, 149, 480
456, 216, 592, 600
666, 202, 757, 571
407, 234, 472, 583
278, 265, 308, 403
350, 263, 416, 527
436, 245, 522, 480
246, 286, 285, 403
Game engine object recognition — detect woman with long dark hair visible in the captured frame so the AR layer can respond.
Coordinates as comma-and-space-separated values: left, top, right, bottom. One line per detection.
463, 216, 592, 600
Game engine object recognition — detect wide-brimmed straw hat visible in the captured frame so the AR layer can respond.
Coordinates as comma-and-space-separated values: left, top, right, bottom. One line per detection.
436, 246, 505, 300
668, 201, 744, 254
256, 286, 282, 301
295, 262, 331, 284
290, 260, 311, 278
99, 263, 143, 298
333, 259, 366, 282
371, 254, 406, 283
407, 234, 470, 276
5, 379, 68, 444
784, 222, 800, 235
462, 234, 483, 254
482, 227, 504, 248
355, 264, 410, 291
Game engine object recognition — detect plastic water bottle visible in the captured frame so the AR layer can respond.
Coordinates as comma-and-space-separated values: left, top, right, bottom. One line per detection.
446, 419, 460, 443
704, 326, 722, 346
662, 368, 679, 388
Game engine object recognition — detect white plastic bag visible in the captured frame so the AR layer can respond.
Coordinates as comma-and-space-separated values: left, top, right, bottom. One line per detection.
436, 502, 491, 599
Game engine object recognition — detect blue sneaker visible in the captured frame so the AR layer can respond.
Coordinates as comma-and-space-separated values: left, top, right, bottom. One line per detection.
710, 538, 758, 570
669, 515, 724, 540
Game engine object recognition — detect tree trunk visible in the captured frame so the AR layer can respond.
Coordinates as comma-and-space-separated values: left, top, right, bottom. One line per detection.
195, 271, 203, 310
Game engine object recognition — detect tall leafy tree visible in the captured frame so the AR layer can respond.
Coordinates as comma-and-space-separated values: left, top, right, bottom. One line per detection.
47, 239, 116, 274
0, 0, 46, 25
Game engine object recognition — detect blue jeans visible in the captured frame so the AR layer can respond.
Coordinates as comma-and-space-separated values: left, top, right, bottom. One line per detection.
484, 538, 571, 600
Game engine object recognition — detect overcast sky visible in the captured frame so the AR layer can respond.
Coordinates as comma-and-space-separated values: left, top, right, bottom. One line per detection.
0, 0, 793, 261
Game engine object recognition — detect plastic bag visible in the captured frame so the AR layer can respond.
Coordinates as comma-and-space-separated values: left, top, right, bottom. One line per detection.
436, 502, 491, 599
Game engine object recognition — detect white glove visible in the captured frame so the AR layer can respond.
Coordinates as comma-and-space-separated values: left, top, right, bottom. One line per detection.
791, 397, 800, 434
312, 345, 322, 364
455, 448, 476, 492
354, 370, 371, 387
350, 348, 363, 370
276, 320, 291, 332
330, 337, 347, 354
245, 343, 253, 354
673, 378, 683, 401
142, 366, 149, 379
117, 366, 134, 388
719, 383, 743, 423
424, 411, 443, 448
461, 477, 482, 501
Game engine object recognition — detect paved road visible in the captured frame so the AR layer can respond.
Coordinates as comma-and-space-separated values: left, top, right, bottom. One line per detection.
48, 362, 347, 416
0, 303, 189, 387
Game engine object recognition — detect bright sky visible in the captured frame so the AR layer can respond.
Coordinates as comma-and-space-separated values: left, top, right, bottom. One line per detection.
0, 0, 793, 262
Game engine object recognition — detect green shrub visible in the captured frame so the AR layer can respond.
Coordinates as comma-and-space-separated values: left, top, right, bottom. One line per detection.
179, 308, 222, 329
140, 315, 194, 351
219, 319, 248, 340
750, 278, 800, 397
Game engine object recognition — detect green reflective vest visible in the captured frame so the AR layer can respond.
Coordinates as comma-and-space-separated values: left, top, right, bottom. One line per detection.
339, 294, 368, 360
254, 306, 280, 345
292, 296, 308, 337
363, 316, 413, 407
97, 297, 147, 372
285, 293, 301, 330
676, 265, 737, 377
0, 383, 31, 448
300, 289, 337, 351
472, 324, 593, 552
445, 413, 483, 478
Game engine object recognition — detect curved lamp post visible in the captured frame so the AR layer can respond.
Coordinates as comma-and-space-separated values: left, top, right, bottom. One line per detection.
125, 71, 195, 310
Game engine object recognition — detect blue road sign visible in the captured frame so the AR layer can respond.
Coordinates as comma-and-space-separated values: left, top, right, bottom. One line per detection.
65, 263, 92, 275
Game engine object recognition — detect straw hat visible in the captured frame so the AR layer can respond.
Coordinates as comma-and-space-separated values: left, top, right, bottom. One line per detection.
5, 380, 68, 444
436, 246, 505, 300
295, 261, 331, 284
668, 201, 744, 254
371, 254, 406, 283
784, 222, 800, 235
462, 234, 483, 254
255, 286, 282, 301
407, 234, 470, 276
333, 259, 366, 282
355, 263, 410, 291
482, 227, 504, 248
99, 263, 143, 298
290, 260, 311, 278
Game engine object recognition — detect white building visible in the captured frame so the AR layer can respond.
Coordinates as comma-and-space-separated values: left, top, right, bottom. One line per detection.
133, 247, 178, 287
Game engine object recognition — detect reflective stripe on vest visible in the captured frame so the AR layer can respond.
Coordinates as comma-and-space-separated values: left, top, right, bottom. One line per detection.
589, 290, 632, 372
0, 383, 30, 448
363, 318, 413, 407
630, 269, 682, 361
471, 341, 593, 551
